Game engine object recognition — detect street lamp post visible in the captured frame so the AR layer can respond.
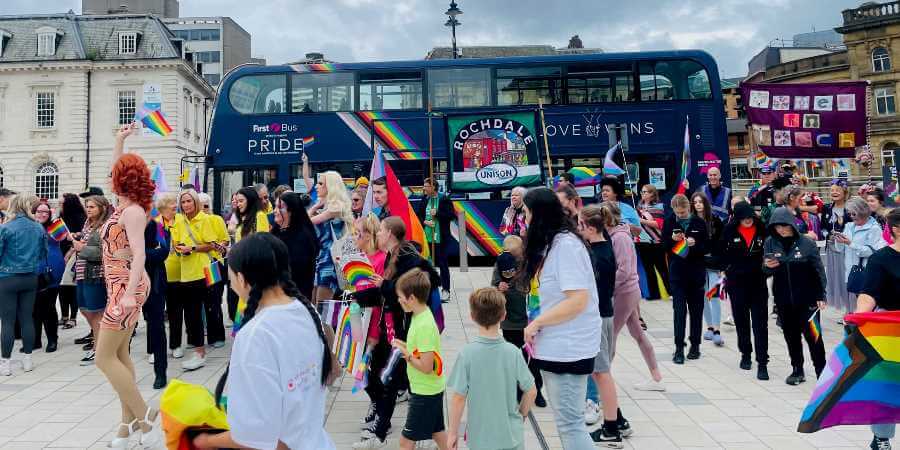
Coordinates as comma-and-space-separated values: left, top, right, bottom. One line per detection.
445, 1, 462, 59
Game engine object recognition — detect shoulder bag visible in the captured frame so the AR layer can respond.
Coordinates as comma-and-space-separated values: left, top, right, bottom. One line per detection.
181, 216, 223, 287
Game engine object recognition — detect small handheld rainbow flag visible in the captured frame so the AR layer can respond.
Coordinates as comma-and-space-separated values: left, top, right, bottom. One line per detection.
809, 309, 822, 343
705, 283, 720, 301
203, 261, 223, 287
47, 218, 69, 242
135, 106, 173, 137
568, 166, 601, 187
231, 296, 248, 336
672, 239, 689, 258
676, 117, 691, 195
302, 136, 316, 148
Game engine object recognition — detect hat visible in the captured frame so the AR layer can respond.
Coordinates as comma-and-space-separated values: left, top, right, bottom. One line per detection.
599, 176, 625, 198
497, 252, 518, 278
759, 165, 775, 174
355, 177, 369, 187
733, 201, 755, 222
79, 187, 104, 198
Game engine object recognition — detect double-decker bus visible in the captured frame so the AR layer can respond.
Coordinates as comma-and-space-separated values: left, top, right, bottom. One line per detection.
206, 50, 727, 258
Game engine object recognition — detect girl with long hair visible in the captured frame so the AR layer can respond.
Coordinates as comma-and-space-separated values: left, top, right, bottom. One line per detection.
71, 195, 112, 365
521, 188, 601, 450
97, 124, 162, 448
636, 183, 670, 301
234, 186, 270, 242
309, 170, 354, 303
59, 193, 86, 328
822, 180, 854, 318
273, 192, 320, 300
31, 200, 66, 353
691, 192, 726, 347
192, 233, 335, 450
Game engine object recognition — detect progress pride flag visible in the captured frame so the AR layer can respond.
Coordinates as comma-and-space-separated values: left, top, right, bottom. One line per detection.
741, 81, 867, 159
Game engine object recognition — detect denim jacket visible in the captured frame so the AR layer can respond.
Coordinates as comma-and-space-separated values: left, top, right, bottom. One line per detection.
0, 216, 49, 277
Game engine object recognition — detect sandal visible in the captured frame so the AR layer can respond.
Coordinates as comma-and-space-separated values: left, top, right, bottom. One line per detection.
63, 319, 76, 329
139, 407, 163, 449
107, 419, 140, 449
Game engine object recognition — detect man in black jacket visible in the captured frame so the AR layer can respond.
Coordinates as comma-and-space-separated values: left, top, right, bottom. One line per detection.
415, 178, 453, 300
143, 219, 170, 390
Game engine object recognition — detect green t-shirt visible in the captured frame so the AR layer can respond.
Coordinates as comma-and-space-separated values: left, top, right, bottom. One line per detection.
406, 308, 445, 395
447, 336, 535, 450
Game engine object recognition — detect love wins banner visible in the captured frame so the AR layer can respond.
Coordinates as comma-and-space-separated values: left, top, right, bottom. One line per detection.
447, 112, 544, 192
741, 81, 868, 159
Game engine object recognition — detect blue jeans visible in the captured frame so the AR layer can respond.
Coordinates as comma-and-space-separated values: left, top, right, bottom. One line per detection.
703, 270, 721, 328
541, 371, 595, 450
873, 423, 896, 439
586, 377, 598, 403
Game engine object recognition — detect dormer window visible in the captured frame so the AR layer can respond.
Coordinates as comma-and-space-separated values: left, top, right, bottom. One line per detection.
0, 30, 12, 58
36, 26, 60, 57
119, 31, 139, 55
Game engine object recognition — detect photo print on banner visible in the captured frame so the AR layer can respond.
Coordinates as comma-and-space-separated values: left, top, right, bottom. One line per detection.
741, 81, 867, 159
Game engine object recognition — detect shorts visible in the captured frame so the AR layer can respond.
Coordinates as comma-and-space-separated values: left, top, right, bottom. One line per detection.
402, 391, 445, 441
593, 317, 614, 374
314, 262, 338, 292
77, 279, 108, 313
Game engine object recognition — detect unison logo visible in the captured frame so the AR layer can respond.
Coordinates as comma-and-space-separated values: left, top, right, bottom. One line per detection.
475, 163, 518, 185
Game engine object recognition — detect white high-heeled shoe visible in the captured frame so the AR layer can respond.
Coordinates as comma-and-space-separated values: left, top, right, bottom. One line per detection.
139, 407, 164, 449
107, 419, 140, 449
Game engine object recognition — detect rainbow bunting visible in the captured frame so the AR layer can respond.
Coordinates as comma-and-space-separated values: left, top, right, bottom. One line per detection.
343, 260, 376, 292
135, 106, 173, 137
603, 143, 625, 176
452, 201, 504, 257
412, 349, 444, 376
672, 239, 689, 258
203, 262, 222, 286
798, 311, 900, 433
47, 218, 69, 242
568, 166, 601, 187
809, 309, 822, 343
677, 117, 691, 195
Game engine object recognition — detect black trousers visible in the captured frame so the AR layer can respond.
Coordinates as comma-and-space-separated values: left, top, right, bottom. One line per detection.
636, 242, 671, 300
205, 282, 227, 344
170, 280, 208, 349
226, 287, 239, 323
58, 285, 78, 320
777, 303, 826, 375
431, 241, 451, 292
365, 340, 408, 440
728, 278, 769, 364
143, 290, 168, 377
33, 287, 59, 346
671, 277, 705, 349
502, 329, 543, 394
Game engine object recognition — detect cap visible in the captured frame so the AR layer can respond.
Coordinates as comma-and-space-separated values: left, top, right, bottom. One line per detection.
355, 177, 369, 187
759, 165, 775, 174
79, 187, 104, 198
733, 201, 755, 222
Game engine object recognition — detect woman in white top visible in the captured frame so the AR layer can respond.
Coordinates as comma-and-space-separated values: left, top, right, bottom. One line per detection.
193, 233, 335, 450
523, 188, 601, 450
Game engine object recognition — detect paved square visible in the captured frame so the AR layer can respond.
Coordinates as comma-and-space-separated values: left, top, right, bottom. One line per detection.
0, 268, 876, 449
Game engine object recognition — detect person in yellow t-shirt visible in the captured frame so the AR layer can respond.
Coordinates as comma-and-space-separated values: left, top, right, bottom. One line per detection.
170, 189, 219, 371
156, 193, 185, 359
199, 192, 229, 348
254, 183, 273, 215
234, 186, 270, 242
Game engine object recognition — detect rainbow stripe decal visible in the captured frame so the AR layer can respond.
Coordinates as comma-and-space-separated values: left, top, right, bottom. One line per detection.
343, 260, 376, 291
204, 262, 222, 286
136, 106, 173, 137
355, 112, 420, 156
412, 349, 444, 376
47, 218, 69, 242
291, 63, 340, 73
452, 201, 503, 257
672, 240, 689, 258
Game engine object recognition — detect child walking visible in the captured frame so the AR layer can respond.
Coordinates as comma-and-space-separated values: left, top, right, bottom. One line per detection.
392, 268, 448, 450
493, 235, 546, 407
447, 287, 537, 450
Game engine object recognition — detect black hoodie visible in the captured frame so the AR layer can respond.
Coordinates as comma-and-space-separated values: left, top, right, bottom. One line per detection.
717, 212, 767, 283
763, 207, 826, 308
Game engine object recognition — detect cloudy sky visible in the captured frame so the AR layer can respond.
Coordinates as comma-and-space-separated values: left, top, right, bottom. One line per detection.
0, 0, 868, 77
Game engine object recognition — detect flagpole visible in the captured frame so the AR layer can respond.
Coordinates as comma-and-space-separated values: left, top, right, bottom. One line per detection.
617, 139, 638, 210
538, 99, 553, 180
427, 102, 435, 262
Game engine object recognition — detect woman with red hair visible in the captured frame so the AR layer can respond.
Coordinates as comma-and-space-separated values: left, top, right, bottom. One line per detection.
97, 123, 162, 449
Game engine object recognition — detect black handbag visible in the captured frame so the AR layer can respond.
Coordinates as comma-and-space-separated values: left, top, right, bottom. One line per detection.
37, 268, 53, 292
847, 257, 866, 294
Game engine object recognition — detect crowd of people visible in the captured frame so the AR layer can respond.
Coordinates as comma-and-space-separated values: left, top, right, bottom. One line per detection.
1, 130, 899, 450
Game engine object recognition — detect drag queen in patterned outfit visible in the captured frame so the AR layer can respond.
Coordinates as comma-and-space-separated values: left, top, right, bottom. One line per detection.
95, 123, 163, 449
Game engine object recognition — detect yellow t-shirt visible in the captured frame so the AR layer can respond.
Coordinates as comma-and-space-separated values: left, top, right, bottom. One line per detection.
170, 211, 219, 283
206, 213, 229, 262
235, 210, 271, 242
162, 215, 181, 283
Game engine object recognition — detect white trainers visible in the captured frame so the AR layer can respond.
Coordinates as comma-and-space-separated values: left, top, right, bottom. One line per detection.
22, 355, 33, 372
148, 354, 155, 364
633, 379, 666, 392
181, 353, 206, 371
584, 399, 601, 425
172, 347, 184, 359
0, 358, 11, 376
351, 436, 387, 449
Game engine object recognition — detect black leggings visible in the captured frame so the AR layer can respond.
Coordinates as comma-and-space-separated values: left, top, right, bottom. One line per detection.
0, 275, 37, 358
33, 286, 60, 346
143, 290, 168, 377
58, 285, 78, 320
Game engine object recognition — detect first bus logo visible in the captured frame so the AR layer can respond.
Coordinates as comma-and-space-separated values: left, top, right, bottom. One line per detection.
252, 123, 297, 134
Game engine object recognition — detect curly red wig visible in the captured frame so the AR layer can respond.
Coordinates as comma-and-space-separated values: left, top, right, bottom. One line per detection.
111, 154, 155, 212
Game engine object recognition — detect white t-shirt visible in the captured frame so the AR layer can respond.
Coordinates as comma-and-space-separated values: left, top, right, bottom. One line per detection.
226, 300, 335, 450
534, 232, 602, 362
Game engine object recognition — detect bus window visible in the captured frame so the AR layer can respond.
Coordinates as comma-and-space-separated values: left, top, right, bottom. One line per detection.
359, 72, 423, 111
428, 68, 491, 108
685, 63, 712, 100
496, 67, 562, 106
291, 72, 355, 112
642, 60, 713, 101
566, 63, 634, 104
229, 74, 287, 114
639, 62, 674, 101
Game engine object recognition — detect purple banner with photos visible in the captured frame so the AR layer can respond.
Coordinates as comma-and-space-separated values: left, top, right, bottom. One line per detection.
741, 81, 867, 159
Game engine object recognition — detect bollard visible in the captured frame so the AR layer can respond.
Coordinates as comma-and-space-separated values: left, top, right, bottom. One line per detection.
457, 209, 468, 273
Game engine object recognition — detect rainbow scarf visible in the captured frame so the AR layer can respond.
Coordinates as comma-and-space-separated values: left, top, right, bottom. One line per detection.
798, 311, 900, 433
47, 218, 69, 242
136, 106, 173, 137
672, 240, 689, 258
809, 309, 822, 343
676, 118, 691, 195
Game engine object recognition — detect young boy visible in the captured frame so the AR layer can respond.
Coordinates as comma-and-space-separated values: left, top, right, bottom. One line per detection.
392, 268, 448, 450
447, 288, 537, 450
492, 235, 546, 407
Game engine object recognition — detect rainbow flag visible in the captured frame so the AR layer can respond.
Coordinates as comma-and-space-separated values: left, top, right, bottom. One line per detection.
231, 297, 248, 336
203, 262, 222, 287
798, 311, 900, 433
302, 136, 316, 148
47, 218, 69, 242
343, 260, 376, 292
451, 201, 504, 257
603, 143, 625, 176
568, 166, 601, 187
809, 309, 823, 343
705, 284, 720, 301
676, 118, 691, 195
135, 106, 173, 137
672, 239, 689, 258
755, 150, 771, 168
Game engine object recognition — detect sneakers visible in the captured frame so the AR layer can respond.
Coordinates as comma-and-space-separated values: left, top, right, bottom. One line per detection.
181, 353, 206, 371
82, 341, 94, 351
22, 355, 33, 372
786, 367, 806, 385
740, 354, 752, 370
211, 341, 226, 349
171, 347, 184, 359
590, 425, 624, 448
80, 350, 96, 366
351, 436, 387, 449
361, 404, 377, 429
584, 399, 601, 425
672, 349, 685, 365
712, 332, 724, 347
74, 332, 93, 345
687, 345, 701, 360
148, 354, 155, 364
617, 418, 634, 438
723, 316, 735, 326
703, 328, 714, 341
0, 358, 10, 376
633, 379, 666, 392
440, 289, 451, 303
360, 424, 391, 439
870, 436, 892, 450
534, 390, 547, 408
757, 365, 770, 381
397, 390, 409, 403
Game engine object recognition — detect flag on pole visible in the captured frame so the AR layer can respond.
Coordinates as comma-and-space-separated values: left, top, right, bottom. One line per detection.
677, 117, 691, 195
809, 309, 822, 343
134, 106, 173, 137
363, 145, 429, 258
603, 143, 625, 176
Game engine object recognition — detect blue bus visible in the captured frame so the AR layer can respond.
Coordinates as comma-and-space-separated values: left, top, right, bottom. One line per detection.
206, 50, 728, 257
